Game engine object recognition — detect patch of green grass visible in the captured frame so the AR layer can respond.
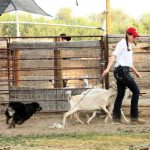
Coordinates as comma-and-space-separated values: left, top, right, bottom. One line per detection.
0, 132, 150, 150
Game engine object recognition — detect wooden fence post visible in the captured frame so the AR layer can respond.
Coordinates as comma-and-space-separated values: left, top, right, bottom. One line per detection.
104, 35, 109, 89
54, 37, 63, 88
13, 49, 20, 86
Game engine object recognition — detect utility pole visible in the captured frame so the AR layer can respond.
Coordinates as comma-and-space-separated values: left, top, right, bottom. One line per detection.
106, 0, 111, 34
104, 0, 111, 89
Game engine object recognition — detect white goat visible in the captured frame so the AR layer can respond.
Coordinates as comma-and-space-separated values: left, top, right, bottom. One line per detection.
81, 88, 106, 96
65, 88, 107, 124
63, 82, 117, 127
82, 78, 89, 88
49, 79, 69, 88
81, 77, 102, 88
66, 87, 130, 124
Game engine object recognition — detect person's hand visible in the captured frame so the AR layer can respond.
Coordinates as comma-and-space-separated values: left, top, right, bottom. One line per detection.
136, 72, 142, 78
102, 68, 109, 77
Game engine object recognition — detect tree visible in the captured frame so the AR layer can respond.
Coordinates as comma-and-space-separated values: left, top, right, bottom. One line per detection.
0, 14, 16, 36
140, 13, 150, 34
0, 8, 149, 37
56, 8, 72, 21
110, 9, 133, 34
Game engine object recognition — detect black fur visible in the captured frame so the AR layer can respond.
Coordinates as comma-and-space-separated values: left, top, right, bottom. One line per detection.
5, 101, 42, 128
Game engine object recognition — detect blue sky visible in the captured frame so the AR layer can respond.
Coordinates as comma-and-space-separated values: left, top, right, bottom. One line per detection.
35, 0, 150, 18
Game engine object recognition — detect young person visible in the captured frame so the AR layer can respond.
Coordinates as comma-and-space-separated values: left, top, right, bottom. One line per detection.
60, 33, 71, 41
102, 27, 145, 124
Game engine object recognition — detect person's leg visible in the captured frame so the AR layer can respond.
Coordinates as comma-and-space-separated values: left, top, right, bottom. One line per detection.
121, 71, 145, 124
113, 80, 126, 121
128, 80, 140, 119
121, 71, 140, 118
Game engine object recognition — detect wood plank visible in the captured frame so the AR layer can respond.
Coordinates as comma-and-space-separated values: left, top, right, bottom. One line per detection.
10, 40, 101, 49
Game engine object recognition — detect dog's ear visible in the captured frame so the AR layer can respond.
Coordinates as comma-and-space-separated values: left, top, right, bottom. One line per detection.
31, 102, 42, 111
31, 102, 38, 105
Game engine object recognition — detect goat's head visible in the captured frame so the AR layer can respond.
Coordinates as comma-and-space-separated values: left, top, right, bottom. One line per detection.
63, 79, 68, 87
65, 90, 72, 101
49, 79, 69, 88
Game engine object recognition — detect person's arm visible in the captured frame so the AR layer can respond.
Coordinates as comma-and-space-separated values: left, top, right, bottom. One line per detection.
130, 65, 142, 78
102, 55, 116, 76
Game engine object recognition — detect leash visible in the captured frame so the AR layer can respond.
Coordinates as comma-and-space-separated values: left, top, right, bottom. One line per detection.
69, 75, 104, 112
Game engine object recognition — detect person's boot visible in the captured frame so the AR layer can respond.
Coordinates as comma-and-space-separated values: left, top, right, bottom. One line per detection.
130, 118, 146, 125
113, 118, 123, 124
113, 112, 122, 124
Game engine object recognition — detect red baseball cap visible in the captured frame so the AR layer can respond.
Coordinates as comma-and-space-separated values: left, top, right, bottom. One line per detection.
126, 27, 140, 38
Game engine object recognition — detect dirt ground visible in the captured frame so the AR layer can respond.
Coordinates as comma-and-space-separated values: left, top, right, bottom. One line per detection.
0, 108, 150, 136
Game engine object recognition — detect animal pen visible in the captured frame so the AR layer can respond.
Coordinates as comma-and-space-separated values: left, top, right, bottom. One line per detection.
0, 35, 150, 113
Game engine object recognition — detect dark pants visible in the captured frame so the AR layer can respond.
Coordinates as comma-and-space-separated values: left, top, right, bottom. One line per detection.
113, 66, 140, 120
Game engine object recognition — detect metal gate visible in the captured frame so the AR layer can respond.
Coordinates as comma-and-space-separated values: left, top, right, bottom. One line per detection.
0, 35, 108, 112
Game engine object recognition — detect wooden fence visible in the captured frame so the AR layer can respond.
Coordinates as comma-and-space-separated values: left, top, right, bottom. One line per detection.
0, 35, 149, 112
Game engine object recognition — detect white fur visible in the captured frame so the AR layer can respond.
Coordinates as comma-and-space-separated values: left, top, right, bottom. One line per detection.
64, 82, 131, 126
63, 82, 117, 127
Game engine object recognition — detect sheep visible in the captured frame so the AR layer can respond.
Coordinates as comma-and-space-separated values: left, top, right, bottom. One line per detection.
63, 77, 89, 89
79, 75, 89, 88
49, 76, 101, 89
49, 78, 83, 89
79, 76, 102, 88
82, 78, 89, 88
75, 88, 107, 124
65, 88, 108, 124
49, 79, 55, 88
63, 82, 117, 127
49, 79, 69, 88
65, 86, 131, 125
65, 88, 106, 124
81, 88, 106, 96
